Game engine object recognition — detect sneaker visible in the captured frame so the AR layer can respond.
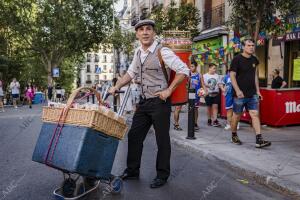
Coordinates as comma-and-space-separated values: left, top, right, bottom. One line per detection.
231, 135, 242, 145
174, 124, 183, 131
207, 119, 212, 126
224, 124, 231, 130
256, 139, 271, 148
14, 106, 18, 109
29, 105, 32, 109
194, 124, 199, 131
212, 120, 221, 127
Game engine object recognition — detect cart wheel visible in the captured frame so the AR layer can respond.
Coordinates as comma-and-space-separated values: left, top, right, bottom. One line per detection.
62, 178, 76, 198
110, 177, 123, 194
75, 182, 85, 196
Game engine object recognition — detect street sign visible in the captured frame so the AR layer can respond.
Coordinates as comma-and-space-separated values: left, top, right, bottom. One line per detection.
52, 68, 60, 77
95, 66, 102, 74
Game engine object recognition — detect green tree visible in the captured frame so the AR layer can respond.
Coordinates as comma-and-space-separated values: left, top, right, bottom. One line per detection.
150, 2, 201, 37
227, 0, 297, 41
0, 0, 114, 85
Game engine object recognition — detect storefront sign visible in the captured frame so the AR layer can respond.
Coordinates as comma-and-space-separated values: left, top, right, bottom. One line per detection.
192, 37, 223, 52
293, 58, 300, 80
285, 101, 300, 113
284, 31, 300, 41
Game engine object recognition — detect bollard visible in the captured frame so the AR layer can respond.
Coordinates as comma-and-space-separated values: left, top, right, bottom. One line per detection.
186, 88, 196, 140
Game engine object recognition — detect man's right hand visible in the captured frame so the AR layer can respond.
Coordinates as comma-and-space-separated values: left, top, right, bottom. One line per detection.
108, 86, 118, 96
236, 90, 244, 98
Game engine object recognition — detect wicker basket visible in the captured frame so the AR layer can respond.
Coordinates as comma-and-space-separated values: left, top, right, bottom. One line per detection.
42, 87, 128, 140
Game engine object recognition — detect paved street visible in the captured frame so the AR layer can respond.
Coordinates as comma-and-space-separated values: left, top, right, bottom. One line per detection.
0, 105, 293, 200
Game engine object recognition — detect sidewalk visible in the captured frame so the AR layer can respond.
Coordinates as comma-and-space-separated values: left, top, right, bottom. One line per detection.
170, 106, 300, 199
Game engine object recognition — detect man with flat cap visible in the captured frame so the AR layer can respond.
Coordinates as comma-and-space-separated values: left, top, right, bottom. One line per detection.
109, 19, 189, 188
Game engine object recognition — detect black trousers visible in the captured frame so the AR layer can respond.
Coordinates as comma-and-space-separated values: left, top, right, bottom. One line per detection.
126, 97, 171, 180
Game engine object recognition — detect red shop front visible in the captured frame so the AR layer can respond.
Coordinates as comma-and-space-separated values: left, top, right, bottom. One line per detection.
220, 88, 300, 126
260, 88, 300, 126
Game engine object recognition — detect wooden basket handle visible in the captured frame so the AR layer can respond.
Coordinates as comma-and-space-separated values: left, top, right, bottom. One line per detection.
66, 87, 102, 108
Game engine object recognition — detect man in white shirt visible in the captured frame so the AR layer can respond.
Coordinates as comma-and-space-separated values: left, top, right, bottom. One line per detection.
9, 78, 20, 109
109, 19, 189, 188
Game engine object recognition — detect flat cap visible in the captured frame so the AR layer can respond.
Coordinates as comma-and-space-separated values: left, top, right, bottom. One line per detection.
134, 19, 155, 30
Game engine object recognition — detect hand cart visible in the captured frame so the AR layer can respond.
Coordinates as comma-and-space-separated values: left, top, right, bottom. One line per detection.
32, 87, 131, 199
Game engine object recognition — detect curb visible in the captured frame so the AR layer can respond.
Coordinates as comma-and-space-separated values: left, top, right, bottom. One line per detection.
171, 137, 300, 200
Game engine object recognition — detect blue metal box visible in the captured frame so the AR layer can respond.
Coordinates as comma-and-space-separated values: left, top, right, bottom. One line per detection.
32, 123, 119, 179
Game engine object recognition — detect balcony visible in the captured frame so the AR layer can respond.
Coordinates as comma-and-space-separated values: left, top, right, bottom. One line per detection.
131, 15, 139, 26
203, 3, 225, 30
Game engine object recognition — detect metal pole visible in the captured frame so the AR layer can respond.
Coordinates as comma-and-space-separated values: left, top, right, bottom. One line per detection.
187, 88, 196, 140
112, 0, 116, 78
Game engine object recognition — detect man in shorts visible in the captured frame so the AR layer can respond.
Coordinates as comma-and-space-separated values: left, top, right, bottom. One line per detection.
230, 38, 271, 148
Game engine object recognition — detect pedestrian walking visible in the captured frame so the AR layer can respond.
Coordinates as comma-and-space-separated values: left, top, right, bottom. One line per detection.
203, 63, 222, 127
230, 38, 271, 148
0, 79, 4, 112
9, 78, 20, 109
221, 69, 240, 130
271, 69, 287, 89
109, 19, 189, 188
47, 84, 53, 101
190, 62, 204, 131
25, 83, 35, 109
173, 105, 183, 130
55, 84, 62, 102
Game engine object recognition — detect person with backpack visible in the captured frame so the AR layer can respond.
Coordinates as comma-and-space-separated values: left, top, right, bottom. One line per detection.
109, 19, 189, 188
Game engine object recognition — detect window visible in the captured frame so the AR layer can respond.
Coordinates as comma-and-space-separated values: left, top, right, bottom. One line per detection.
104, 75, 107, 80
86, 65, 91, 73
87, 53, 91, 62
94, 54, 99, 62
95, 65, 98, 73
103, 65, 107, 71
103, 55, 107, 63
95, 75, 99, 83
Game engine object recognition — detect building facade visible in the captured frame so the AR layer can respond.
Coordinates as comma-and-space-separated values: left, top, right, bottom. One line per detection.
80, 47, 114, 87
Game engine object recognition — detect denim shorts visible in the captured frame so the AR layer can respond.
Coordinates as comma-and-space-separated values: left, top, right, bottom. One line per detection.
233, 95, 259, 114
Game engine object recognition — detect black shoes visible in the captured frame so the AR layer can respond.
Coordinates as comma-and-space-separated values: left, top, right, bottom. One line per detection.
256, 139, 271, 148
212, 120, 221, 127
207, 119, 212, 126
150, 178, 167, 189
231, 135, 242, 145
120, 171, 139, 180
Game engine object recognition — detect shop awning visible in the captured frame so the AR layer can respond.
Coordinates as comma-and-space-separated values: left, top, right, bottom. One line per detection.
193, 26, 228, 42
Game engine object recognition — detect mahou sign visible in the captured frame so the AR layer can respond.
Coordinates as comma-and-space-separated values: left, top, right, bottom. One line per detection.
260, 88, 300, 126
285, 101, 300, 113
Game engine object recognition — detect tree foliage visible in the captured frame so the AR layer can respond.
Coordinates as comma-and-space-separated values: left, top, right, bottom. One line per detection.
150, 2, 201, 38
0, 0, 114, 85
227, 0, 297, 41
